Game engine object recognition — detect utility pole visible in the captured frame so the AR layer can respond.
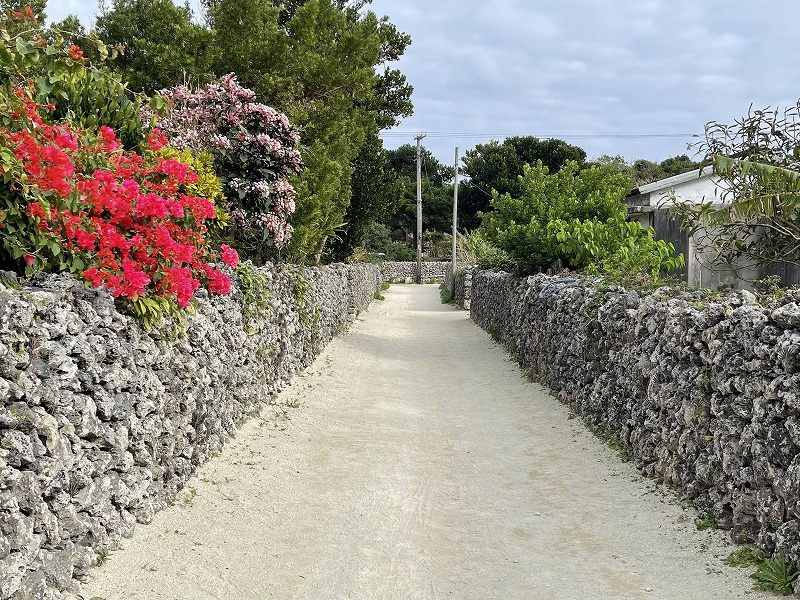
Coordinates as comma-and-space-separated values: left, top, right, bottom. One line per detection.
415, 133, 426, 284
451, 146, 459, 293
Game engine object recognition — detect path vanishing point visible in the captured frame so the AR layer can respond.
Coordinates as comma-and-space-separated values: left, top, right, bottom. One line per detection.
77, 285, 767, 600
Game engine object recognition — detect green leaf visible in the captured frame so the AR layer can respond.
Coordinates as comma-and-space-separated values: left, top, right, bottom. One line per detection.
96, 40, 108, 61
15, 38, 33, 56
34, 76, 54, 96
0, 45, 13, 64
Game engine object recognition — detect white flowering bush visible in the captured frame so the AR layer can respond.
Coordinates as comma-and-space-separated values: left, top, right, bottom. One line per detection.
147, 74, 303, 259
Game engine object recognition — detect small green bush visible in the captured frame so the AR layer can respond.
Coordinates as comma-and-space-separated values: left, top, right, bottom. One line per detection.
439, 284, 454, 304
479, 160, 683, 278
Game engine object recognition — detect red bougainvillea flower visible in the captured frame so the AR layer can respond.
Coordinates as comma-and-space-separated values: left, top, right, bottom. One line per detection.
2, 89, 239, 313
98, 125, 120, 151
204, 265, 232, 295
147, 128, 168, 151
220, 244, 239, 268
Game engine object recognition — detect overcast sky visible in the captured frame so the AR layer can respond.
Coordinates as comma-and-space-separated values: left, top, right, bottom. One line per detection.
48, 0, 800, 167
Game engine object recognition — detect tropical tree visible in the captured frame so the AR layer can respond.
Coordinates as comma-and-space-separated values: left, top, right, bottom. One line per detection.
93, 0, 216, 93
327, 131, 403, 262
206, 0, 413, 263
459, 136, 587, 230
660, 154, 700, 178
480, 160, 683, 277
594, 154, 700, 187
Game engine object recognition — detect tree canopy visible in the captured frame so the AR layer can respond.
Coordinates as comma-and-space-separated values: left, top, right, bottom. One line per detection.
593, 154, 701, 187
458, 136, 587, 230
327, 131, 402, 262
479, 160, 683, 278
93, 0, 216, 94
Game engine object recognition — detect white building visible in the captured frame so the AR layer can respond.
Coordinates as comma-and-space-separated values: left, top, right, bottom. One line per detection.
625, 166, 775, 289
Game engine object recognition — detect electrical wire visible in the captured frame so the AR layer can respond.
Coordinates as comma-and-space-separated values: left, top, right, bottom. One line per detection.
379, 131, 700, 140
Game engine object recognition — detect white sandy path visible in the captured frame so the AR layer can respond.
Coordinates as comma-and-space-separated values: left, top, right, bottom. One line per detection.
77, 284, 767, 600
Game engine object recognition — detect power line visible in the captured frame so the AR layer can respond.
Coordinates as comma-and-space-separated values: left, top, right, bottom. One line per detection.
379, 131, 701, 140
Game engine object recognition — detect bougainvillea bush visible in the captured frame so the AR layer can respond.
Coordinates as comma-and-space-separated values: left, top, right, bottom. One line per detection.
150, 74, 303, 262
0, 16, 236, 327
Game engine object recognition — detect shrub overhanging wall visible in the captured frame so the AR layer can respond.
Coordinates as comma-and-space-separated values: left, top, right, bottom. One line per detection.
0, 263, 382, 599
471, 270, 800, 566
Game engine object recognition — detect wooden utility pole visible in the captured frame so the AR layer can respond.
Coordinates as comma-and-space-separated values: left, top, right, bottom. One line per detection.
415, 133, 426, 283
451, 146, 459, 293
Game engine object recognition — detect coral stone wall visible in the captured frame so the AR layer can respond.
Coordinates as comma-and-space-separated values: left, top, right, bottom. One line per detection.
444, 264, 476, 310
382, 261, 449, 283
0, 263, 382, 599
470, 270, 800, 573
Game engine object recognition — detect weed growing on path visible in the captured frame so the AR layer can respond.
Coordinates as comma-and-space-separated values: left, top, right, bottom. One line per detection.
751, 553, 799, 594
182, 487, 198, 507
696, 515, 719, 531
589, 428, 633, 462
724, 547, 765, 568
720, 544, 799, 594
95, 548, 111, 566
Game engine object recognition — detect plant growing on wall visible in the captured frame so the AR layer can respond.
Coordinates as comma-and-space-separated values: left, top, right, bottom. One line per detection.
455, 229, 514, 272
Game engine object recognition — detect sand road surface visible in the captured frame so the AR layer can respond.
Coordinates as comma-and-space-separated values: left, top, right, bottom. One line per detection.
78, 284, 766, 600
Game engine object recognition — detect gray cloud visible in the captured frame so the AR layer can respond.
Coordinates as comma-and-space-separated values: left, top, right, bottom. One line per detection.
367, 0, 800, 164
47, 0, 800, 165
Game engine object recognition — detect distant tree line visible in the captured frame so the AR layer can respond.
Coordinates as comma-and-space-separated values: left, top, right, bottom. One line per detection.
363, 135, 699, 262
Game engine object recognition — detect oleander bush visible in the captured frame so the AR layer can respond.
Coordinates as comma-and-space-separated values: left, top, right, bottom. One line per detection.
150, 75, 303, 263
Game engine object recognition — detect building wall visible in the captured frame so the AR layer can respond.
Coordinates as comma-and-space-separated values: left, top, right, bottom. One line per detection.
628, 174, 776, 290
